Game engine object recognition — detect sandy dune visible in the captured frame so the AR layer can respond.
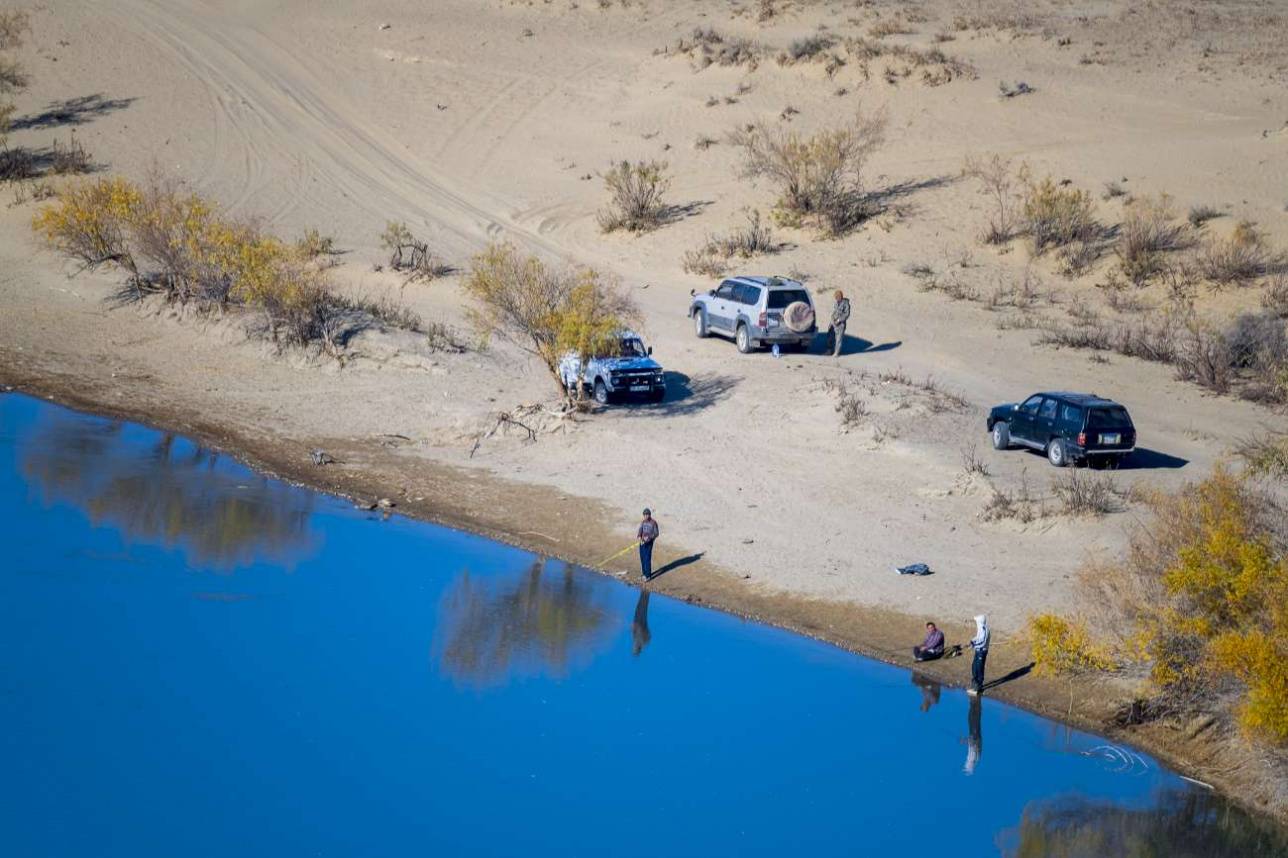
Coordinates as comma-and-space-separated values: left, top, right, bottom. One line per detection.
3, 0, 1287, 642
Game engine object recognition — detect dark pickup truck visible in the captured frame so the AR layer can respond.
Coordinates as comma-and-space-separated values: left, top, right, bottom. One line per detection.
987, 392, 1136, 467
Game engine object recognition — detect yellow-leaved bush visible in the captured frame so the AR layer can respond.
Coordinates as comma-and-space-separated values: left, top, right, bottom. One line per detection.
1148, 468, 1288, 742
1055, 466, 1288, 744
31, 176, 141, 273
32, 175, 342, 348
464, 242, 639, 397
1026, 614, 1117, 678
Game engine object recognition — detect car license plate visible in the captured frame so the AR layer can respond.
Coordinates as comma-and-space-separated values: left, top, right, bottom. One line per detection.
629, 385, 649, 392
1100, 433, 1120, 444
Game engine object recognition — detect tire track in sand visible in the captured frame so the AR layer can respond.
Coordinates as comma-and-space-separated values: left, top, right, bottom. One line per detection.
108, 0, 564, 260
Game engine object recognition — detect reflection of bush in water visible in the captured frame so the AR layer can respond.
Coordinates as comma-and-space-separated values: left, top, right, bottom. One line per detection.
434, 560, 616, 687
20, 412, 314, 569
1001, 790, 1288, 857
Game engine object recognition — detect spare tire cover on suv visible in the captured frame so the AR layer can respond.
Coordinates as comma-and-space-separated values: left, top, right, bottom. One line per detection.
783, 301, 815, 333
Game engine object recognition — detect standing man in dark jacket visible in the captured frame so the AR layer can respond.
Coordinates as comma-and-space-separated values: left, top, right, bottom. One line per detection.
637, 508, 660, 580
829, 290, 851, 357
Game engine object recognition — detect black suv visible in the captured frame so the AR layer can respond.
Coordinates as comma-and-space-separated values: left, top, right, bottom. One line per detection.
987, 393, 1136, 467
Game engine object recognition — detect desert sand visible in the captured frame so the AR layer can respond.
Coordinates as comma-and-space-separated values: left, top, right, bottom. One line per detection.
2, 0, 1287, 816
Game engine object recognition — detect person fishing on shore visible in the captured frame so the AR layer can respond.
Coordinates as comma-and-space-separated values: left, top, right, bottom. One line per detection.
827, 289, 851, 357
967, 614, 990, 695
637, 508, 660, 580
913, 621, 945, 662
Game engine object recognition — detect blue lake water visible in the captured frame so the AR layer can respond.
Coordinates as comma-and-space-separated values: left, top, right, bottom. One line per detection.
1, 392, 1286, 857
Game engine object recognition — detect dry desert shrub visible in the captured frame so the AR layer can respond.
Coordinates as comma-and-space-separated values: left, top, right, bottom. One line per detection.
666, 28, 764, 70
49, 133, 92, 175
1235, 432, 1288, 480
777, 34, 835, 65
962, 153, 1016, 244
1101, 180, 1126, 200
681, 208, 777, 276
1115, 193, 1191, 285
729, 110, 887, 237
295, 227, 336, 260
1052, 469, 1123, 517
379, 220, 450, 280
597, 159, 671, 233
960, 442, 990, 476
981, 469, 1041, 522
1020, 170, 1099, 257
868, 18, 916, 38
1199, 220, 1286, 287
842, 36, 973, 85
1263, 275, 1288, 319
1038, 301, 1288, 403
0, 10, 28, 136
1188, 203, 1223, 228
823, 377, 867, 429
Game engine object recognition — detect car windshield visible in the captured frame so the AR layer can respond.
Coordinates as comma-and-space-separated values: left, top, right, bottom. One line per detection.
618, 338, 647, 358
767, 289, 810, 310
1087, 406, 1132, 428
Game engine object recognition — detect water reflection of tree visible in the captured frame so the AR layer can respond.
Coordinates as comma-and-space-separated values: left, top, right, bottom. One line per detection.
433, 560, 617, 687
19, 410, 315, 569
1001, 790, 1288, 857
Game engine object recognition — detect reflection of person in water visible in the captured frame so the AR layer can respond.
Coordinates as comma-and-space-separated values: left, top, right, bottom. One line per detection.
911, 671, 942, 713
632, 590, 651, 656
963, 695, 983, 775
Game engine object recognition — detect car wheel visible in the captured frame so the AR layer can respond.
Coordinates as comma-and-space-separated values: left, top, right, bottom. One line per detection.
735, 324, 753, 354
1047, 438, 1068, 468
649, 387, 665, 403
991, 422, 1011, 450
693, 310, 708, 338
593, 379, 610, 405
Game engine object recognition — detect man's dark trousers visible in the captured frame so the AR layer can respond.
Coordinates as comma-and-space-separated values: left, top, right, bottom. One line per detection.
639, 541, 654, 578
972, 649, 988, 690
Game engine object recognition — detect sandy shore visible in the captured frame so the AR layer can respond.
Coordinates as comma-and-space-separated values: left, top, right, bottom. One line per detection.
3, 0, 1287, 825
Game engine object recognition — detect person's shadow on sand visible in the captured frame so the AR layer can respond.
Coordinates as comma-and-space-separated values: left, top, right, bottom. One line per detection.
820, 334, 902, 356
648, 552, 704, 580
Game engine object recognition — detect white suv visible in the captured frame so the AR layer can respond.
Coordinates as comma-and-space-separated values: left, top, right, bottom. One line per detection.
689, 276, 816, 353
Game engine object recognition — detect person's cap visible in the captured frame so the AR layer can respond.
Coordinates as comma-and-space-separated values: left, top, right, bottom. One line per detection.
643, 508, 652, 516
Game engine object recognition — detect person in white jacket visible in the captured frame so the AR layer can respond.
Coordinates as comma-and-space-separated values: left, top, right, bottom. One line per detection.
967, 614, 991, 695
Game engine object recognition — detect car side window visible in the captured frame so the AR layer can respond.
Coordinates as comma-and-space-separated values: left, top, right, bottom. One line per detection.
715, 282, 737, 300
1020, 395, 1043, 415
1061, 404, 1083, 426
738, 285, 762, 306
1039, 398, 1058, 420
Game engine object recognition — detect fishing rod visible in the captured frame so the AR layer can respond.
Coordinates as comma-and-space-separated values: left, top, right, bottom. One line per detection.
597, 541, 641, 567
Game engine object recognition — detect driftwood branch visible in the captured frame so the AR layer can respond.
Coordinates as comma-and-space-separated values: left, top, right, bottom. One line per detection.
468, 411, 538, 459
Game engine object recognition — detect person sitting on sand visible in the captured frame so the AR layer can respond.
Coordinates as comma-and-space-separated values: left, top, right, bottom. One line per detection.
913, 621, 945, 662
